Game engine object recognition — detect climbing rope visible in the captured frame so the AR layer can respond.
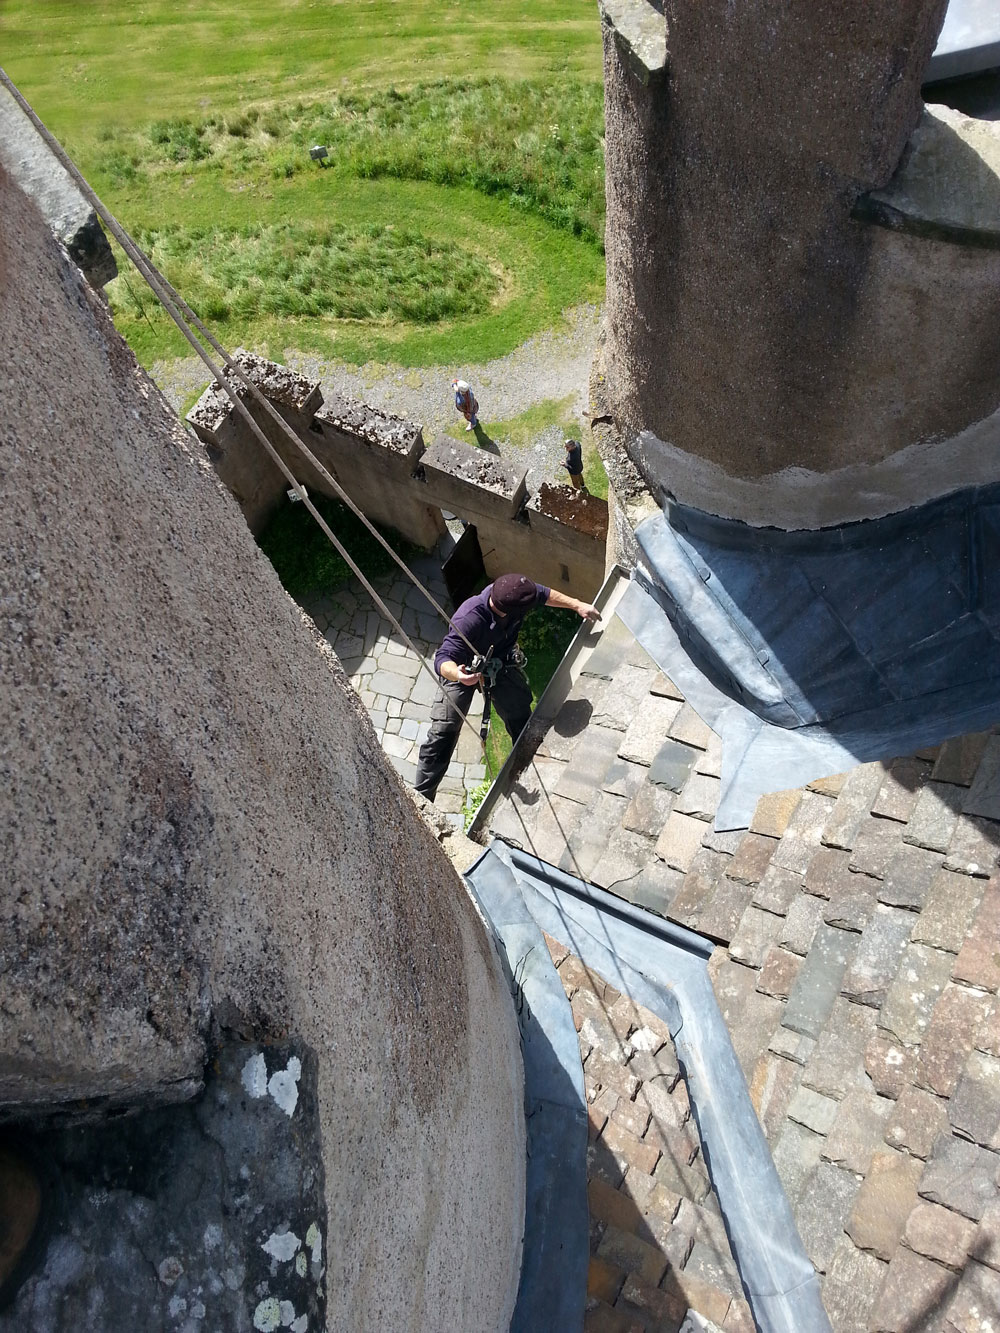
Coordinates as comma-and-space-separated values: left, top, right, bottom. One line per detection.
0, 68, 499, 772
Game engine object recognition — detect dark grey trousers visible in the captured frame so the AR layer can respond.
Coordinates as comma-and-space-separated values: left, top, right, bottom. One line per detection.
413, 666, 532, 801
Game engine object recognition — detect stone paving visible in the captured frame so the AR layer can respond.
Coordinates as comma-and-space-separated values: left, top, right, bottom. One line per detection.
542, 932, 753, 1333
487, 594, 1000, 1333
302, 551, 487, 824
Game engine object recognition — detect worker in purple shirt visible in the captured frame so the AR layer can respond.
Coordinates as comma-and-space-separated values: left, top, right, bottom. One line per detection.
414, 573, 601, 802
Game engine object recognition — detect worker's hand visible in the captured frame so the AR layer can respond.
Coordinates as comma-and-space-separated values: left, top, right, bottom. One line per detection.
577, 602, 601, 624
455, 665, 484, 688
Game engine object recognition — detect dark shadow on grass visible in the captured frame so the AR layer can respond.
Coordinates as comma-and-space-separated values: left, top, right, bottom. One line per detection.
471, 423, 501, 453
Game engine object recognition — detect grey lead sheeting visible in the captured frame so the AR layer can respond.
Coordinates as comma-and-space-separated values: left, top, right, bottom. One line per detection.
467, 844, 831, 1333
617, 575, 1000, 830
464, 846, 589, 1333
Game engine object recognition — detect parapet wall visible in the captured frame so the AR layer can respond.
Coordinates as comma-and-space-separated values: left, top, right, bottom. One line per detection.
189, 354, 610, 598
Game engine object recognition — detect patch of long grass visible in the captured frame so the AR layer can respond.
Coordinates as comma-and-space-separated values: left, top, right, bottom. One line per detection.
109, 221, 499, 325
97, 78, 606, 245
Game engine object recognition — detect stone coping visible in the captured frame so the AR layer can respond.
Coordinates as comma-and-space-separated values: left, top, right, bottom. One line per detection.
861, 103, 1000, 245
187, 349, 322, 437
599, 0, 668, 86
528, 483, 610, 543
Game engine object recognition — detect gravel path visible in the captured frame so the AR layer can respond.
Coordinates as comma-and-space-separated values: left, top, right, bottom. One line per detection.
151, 303, 602, 489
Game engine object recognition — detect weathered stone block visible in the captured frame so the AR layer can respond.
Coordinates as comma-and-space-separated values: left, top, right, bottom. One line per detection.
872, 757, 931, 823
941, 1258, 1000, 1331
878, 942, 954, 1047
768, 1027, 816, 1067
823, 1089, 893, 1175
651, 1138, 710, 1203
667, 847, 730, 926
771, 791, 835, 875
820, 1238, 888, 1333
668, 703, 713, 750
780, 893, 826, 956
852, 817, 911, 886
771, 1119, 824, 1207
601, 1119, 661, 1176
757, 946, 802, 1000
919, 1132, 1000, 1222
596, 1224, 668, 1287
884, 1084, 949, 1161
932, 733, 991, 788
949, 1050, 1000, 1151
912, 869, 986, 954
783, 923, 856, 1040
787, 1085, 840, 1135
846, 1148, 923, 1261
842, 904, 914, 1008
618, 696, 684, 766
794, 1160, 860, 1273
944, 815, 998, 879
621, 777, 674, 841
802, 996, 878, 1099
868, 1245, 957, 1332
915, 983, 994, 1099
647, 738, 699, 793
749, 789, 802, 839
711, 955, 783, 1079
728, 832, 778, 886
865, 1033, 914, 1099
702, 878, 759, 944
728, 905, 784, 968
824, 874, 880, 934
903, 781, 964, 854
953, 878, 1000, 992
821, 762, 884, 851
592, 827, 662, 897
903, 1200, 975, 1271
655, 811, 709, 873
557, 727, 631, 803
964, 736, 1000, 820
879, 840, 943, 910
674, 771, 721, 821
973, 1198, 1000, 1274
752, 861, 802, 914
749, 1051, 801, 1140
803, 845, 853, 899
629, 860, 686, 919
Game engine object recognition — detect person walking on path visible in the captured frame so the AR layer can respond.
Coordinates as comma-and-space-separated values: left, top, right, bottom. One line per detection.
453, 378, 479, 431
414, 573, 601, 802
563, 437, 586, 490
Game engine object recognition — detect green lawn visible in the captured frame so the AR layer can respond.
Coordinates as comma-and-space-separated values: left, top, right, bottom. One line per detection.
3, 2, 607, 368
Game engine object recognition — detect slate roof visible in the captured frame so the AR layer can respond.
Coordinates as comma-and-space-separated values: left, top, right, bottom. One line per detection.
543, 932, 753, 1331
483, 581, 1000, 1333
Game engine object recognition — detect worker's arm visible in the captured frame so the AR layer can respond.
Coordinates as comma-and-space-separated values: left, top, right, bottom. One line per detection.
545, 588, 601, 623
438, 658, 484, 687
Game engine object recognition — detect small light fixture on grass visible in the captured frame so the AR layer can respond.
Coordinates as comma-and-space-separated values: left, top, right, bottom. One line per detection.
309, 144, 329, 168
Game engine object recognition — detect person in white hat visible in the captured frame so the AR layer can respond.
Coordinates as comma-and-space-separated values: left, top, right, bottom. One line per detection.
452, 378, 479, 431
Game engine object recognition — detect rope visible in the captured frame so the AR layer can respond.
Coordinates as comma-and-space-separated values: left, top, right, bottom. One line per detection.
0, 67, 495, 769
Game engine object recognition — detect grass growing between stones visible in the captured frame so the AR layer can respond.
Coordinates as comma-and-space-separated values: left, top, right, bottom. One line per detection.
483, 605, 579, 775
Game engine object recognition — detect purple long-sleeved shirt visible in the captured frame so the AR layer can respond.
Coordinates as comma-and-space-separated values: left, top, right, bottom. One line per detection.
433, 581, 551, 675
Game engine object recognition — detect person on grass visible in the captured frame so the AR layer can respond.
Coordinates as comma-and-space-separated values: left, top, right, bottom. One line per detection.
453, 378, 479, 431
413, 573, 600, 802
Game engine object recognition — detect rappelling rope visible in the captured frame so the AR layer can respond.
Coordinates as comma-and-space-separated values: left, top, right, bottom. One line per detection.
0, 68, 498, 767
